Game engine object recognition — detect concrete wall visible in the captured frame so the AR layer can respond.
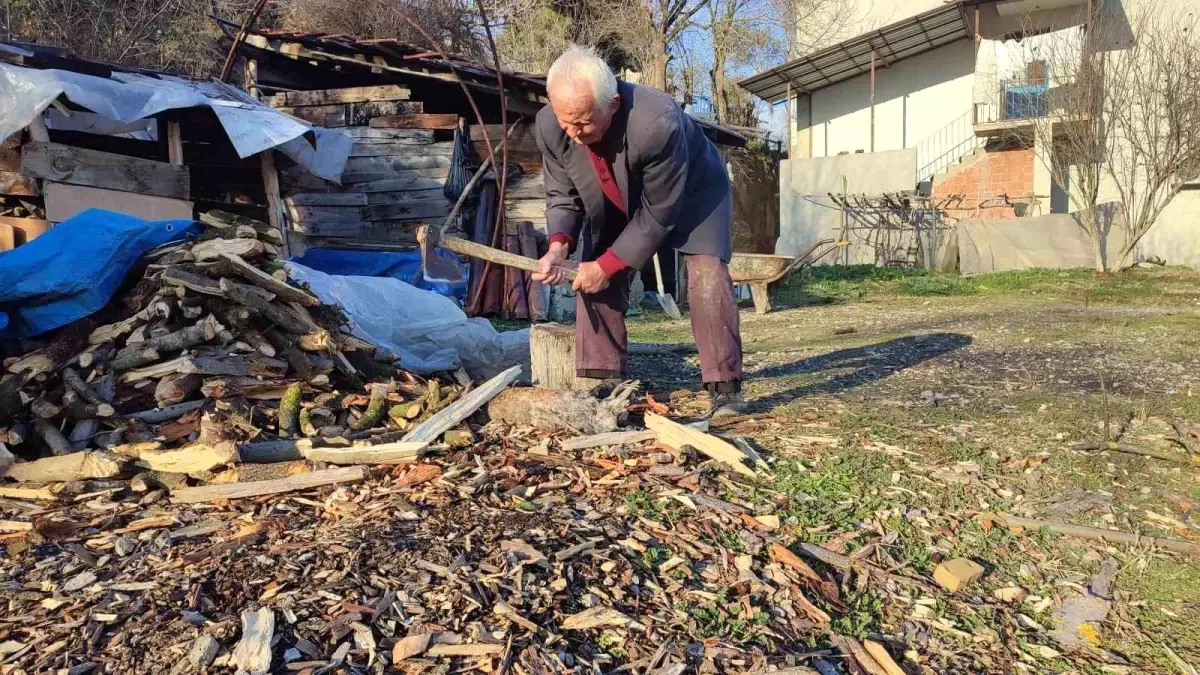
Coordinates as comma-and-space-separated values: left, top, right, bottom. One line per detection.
779, 149, 929, 265
806, 40, 977, 159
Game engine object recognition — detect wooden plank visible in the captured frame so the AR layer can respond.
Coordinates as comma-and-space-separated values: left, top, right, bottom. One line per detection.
0, 217, 51, 245
166, 121, 184, 165
279, 101, 423, 127
403, 366, 522, 443
505, 200, 546, 221
44, 182, 193, 223
342, 128, 441, 141
644, 413, 755, 476
364, 188, 447, 205
170, 466, 369, 504
299, 441, 428, 465
0, 170, 38, 197
21, 142, 189, 199
285, 193, 367, 207
282, 85, 411, 106
469, 123, 536, 146
505, 174, 545, 200
344, 152, 453, 173
260, 151, 289, 259
361, 200, 451, 222
280, 167, 447, 193
349, 142, 452, 158
370, 113, 459, 130
340, 170, 449, 185
287, 205, 361, 234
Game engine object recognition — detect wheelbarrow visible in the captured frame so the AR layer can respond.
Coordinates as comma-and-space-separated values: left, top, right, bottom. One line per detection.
729, 238, 838, 314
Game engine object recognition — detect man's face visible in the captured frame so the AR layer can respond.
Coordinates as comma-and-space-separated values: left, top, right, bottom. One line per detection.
549, 82, 618, 145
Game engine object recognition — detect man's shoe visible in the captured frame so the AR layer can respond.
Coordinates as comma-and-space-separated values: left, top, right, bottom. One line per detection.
708, 392, 747, 419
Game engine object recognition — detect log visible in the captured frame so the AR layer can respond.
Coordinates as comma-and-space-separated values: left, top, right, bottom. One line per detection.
35, 419, 72, 455
161, 267, 224, 296
488, 387, 632, 435
299, 440, 427, 465
183, 355, 288, 378
644, 413, 755, 476
155, 373, 202, 407
191, 238, 265, 262
220, 278, 312, 334
21, 142, 189, 199
128, 400, 206, 424
529, 323, 584, 391
238, 440, 302, 463
30, 398, 62, 419
6, 422, 31, 446
219, 253, 318, 306
278, 383, 302, 438
3, 451, 125, 482
403, 366, 522, 443
170, 466, 369, 504
991, 513, 1200, 555
69, 371, 116, 450
560, 430, 658, 452
201, 377, 292, 400
265, 329, 317, 381
119, 356, 193, 383
114, 441, 238, 474
349, 384, 388, 432
111, 316, 222, 370
61, 368, 107, 407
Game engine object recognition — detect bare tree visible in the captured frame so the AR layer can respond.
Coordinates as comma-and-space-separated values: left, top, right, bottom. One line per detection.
703, 0, 778, 123
282, 0, 484, 59
1010, 6, 1200, 271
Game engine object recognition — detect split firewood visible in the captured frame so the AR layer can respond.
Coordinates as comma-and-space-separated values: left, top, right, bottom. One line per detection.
89, 316, 141, 344
349, 384, 388, 432
279, 383, 303, 438
161, 267, 223, 296
191, 237, 265, 263
265, 329, 318, 381
6, 353, 53, 379
35, 419, 72, 455
219, 278, 312, 335
0, 485, 59, 501
200, 209, 283, 244
119, 356, 193, 384
298, 440, 427, 465
488, 382, 637, 435
61, 368, 108, 408
645, 413, 756, 477
183, 354, 288, 378
113, 440, 238, 474
111, 316, 222, 370
128, 400, 206, 424
218, 253, 318, 306
6, 422, 31, 446
170, 466, 369, 504
68, 371, 117, 451
201, 377, 292, 400
2, 451, 125, 482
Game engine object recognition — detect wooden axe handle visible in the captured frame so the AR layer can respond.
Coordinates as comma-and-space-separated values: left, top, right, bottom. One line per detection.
420, 226, 577, 281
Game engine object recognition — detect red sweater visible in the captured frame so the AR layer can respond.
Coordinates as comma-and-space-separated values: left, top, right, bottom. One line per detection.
548, 143, 628, 277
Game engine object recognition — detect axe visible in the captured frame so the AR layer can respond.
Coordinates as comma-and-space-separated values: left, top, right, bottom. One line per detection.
417, 225, 577, 285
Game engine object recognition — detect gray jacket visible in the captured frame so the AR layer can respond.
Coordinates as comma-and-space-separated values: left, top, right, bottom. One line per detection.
533, 81, 732, 270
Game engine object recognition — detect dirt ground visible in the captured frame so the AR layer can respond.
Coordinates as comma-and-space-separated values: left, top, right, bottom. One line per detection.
626, 267, 1200, 673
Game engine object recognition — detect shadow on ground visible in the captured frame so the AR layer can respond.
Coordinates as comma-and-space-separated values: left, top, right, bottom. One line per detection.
633, 333, 973, 407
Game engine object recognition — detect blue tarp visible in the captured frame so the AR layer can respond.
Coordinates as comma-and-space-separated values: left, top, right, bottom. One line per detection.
0, 209, 199, 338
290, 247, 469, 303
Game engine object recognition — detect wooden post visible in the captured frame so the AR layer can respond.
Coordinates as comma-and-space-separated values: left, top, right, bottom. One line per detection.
166, 121, 184, 165
840, 174, 849, 265
785, 82, 793, 154
245, 58, 260, 100
259, 150, 289, 258
530, 323, 581, 390
869, 50, 876, 153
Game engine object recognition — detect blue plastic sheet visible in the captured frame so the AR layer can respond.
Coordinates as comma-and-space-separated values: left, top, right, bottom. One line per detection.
290, 247, 468, 303
0, 209, 199, 338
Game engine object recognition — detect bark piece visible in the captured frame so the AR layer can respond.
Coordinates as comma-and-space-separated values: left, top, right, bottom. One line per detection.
129, 400, 206, 424
232, 608, 274, 675
391, 634, 431, 661
3, 452, 125, 482
560, 607, 638, 631
403, 366, 521, 443
644, 413, 755, 476
170, 466, 368, 504
933, 558, 985, 592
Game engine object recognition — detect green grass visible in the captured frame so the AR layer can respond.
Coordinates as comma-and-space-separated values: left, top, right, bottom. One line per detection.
775, 265, 1200, 307
680, 588, 773, 644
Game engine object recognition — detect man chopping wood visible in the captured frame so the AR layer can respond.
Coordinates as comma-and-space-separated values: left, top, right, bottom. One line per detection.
531, 45, 745, 418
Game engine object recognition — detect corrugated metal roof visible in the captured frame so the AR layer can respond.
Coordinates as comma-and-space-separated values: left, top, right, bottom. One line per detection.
738, 3, 971, 103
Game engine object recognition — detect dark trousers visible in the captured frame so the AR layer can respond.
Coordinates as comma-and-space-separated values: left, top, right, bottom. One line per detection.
575, 254, 743, 385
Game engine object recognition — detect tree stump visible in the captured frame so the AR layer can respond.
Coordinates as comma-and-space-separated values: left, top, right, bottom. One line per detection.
530, 323, 581, 390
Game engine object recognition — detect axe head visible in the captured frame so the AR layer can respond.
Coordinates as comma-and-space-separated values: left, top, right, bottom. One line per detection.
417, 225, 466, 285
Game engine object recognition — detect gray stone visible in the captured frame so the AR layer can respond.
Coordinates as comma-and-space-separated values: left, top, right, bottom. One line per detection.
188, 635, 220, 669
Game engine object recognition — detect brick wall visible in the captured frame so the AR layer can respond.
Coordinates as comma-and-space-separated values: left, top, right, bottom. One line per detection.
932, 145, 1035, 219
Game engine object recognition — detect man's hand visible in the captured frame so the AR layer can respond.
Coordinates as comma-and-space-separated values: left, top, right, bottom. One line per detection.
531, 242, 570, 285
572, 260, 610, 294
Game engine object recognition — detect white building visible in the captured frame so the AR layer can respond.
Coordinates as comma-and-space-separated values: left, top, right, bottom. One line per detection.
741, 0, 1200, 271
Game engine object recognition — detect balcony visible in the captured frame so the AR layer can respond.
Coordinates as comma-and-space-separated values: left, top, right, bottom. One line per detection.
973, 75, 1090, 138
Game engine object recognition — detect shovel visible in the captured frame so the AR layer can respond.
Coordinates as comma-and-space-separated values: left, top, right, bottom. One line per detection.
652, 253, 682, 319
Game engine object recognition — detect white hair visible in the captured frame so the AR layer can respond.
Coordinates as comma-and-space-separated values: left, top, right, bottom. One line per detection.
546, 44, 618, 111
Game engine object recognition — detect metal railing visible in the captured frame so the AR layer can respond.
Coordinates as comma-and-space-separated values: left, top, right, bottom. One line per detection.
914, 111, 985, 185
974, 76, 1077, 126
